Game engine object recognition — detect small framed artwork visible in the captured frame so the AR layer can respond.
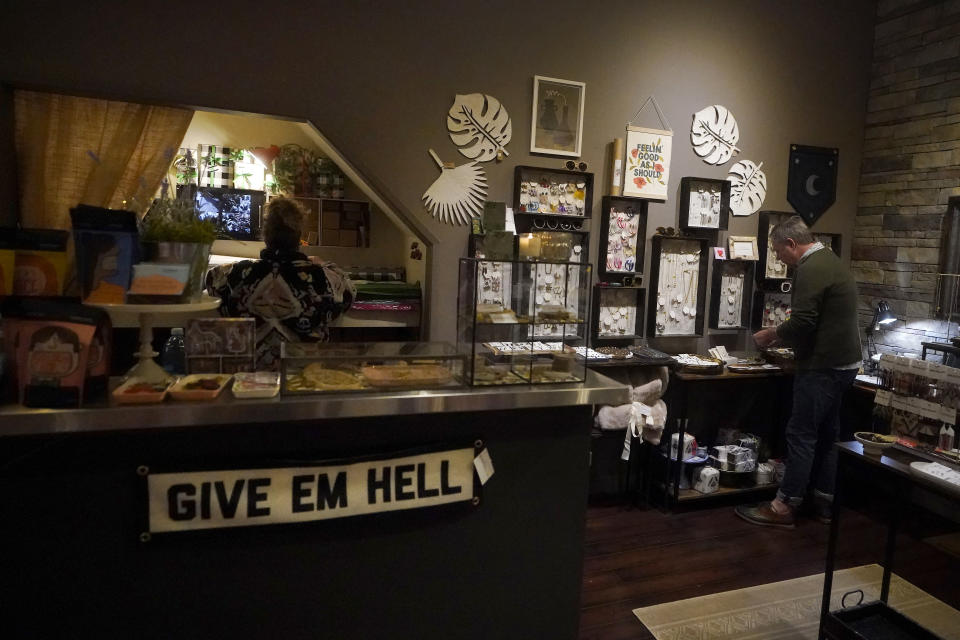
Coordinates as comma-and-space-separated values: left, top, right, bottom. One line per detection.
728, 236, 759, 261
591, 285, 645, 346
530, 76, 585, 157
710, 260, 754, 330
597, 196, 648, 283
622, 126, 673, 200
678, 177, 730, 231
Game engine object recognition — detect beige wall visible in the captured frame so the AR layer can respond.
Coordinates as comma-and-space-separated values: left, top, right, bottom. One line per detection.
1, 1, 875, 345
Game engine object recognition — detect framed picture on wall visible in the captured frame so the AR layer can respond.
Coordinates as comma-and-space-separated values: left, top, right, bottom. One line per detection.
530, 76, 585, 157
727, 235, 759, 261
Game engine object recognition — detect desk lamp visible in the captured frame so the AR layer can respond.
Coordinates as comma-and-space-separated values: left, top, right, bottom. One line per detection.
866, 300, 897, 371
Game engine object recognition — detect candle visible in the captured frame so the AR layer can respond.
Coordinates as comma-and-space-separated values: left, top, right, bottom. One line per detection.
518, 233, 541, 260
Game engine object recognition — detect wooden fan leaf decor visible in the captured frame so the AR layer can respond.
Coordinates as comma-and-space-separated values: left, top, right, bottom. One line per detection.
727, 160, 767, 216
690, 105, 740, 165
447, 93, 512, 162
422, 149, 488, 225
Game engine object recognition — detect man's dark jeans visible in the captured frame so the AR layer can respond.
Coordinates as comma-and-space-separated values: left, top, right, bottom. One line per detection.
777, 368, 858, 507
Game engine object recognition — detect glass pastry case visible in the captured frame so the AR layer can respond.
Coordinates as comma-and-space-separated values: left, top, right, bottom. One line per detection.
457, 258, 591, 386
280, 341, 466, 395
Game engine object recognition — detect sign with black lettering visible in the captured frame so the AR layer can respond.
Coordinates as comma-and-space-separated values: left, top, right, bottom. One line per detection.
144, 447, 479, 535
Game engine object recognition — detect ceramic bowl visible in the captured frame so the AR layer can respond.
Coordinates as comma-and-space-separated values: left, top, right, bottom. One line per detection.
854, 432, 897, 456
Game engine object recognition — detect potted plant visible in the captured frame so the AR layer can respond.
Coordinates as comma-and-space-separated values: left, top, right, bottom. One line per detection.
140, 196, 217, 302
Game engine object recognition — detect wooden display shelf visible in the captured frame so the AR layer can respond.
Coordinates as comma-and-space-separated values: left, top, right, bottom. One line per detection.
676, 482, 778, 502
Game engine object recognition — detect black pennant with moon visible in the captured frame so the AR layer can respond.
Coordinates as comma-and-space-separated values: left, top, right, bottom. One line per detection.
787, 144, 838, 226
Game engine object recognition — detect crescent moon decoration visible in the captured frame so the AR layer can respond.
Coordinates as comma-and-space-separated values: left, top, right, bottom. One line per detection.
805, 174, 821, 196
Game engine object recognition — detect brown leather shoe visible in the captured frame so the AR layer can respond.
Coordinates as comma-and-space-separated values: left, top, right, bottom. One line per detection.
734, 502, 796, 529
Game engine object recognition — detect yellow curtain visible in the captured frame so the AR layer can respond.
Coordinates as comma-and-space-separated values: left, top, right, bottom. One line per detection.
14, 90, 193, 229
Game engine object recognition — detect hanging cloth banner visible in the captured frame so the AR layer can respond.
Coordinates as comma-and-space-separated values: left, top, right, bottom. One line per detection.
622, 96, 673, 201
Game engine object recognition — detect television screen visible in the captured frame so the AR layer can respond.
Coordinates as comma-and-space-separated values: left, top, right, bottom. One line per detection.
191, 187, 265, 240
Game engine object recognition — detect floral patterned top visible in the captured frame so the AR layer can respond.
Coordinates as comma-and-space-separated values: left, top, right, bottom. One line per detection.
205, 248, 354, 370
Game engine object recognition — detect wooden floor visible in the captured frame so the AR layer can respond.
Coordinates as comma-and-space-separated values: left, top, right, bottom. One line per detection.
578, 497, 960, 640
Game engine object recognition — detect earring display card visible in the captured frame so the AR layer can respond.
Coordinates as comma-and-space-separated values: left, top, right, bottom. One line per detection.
754, 291, 792, 329
679, 177, 730, 231
758, 211, 792, 284
648, 236, 709, 337
592, 285, 645, 344
710, 261, 753, 329
598, 196, 648, 282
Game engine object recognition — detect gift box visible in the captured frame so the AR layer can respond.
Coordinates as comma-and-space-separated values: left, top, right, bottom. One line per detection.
671, 432, 698, 461
693, 466, 719, 494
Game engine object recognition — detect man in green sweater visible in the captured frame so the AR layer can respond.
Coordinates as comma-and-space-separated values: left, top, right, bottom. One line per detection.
736, 216, 861, 529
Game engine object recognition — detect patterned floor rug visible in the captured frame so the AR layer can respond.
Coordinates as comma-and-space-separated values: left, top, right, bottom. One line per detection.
633, 564, 960, 640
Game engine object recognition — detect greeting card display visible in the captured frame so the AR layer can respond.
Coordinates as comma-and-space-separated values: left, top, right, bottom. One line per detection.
679, 177, 730, 231
598, 196, 648, 282
647, 236, 709, 337
591, 285, 645, 346
710, 261, 753, 330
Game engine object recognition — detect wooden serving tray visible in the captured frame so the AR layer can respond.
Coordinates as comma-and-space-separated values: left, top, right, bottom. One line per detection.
360, 364, 453, 388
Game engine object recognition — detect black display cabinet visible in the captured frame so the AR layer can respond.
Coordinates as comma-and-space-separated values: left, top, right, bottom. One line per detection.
512, 165, 594, 235
590, 284, 645, 346
757, 211, 794, 290
709, 260, 754, 330
647, 235, 710, 338
597, 195, 648, 283
678, 177, 730, 232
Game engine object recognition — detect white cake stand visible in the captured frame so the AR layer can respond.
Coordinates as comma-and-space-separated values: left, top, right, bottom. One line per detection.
90, 295, 221, 384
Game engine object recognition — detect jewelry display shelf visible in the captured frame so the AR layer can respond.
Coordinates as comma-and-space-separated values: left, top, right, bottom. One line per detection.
678, 177, 731, 232
591, 284, 645, 347
512, 165, 594, 218
709, 260, 754, 330
647, 235, 710, 338
757, 211, 794, 290
753, 289, 792, 330
513, 211, 591, 234
598, 196, 648, 283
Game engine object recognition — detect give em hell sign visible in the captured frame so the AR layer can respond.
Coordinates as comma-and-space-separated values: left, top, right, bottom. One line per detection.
141, 445, 493, 538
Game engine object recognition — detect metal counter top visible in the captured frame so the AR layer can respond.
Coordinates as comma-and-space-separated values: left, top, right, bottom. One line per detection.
0, 370, 629, 437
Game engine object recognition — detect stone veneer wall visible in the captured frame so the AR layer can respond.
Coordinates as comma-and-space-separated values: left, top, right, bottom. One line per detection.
855, 0, 960, 356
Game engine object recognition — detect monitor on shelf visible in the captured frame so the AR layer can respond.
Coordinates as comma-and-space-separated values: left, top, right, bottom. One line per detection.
178, 185, 266, 240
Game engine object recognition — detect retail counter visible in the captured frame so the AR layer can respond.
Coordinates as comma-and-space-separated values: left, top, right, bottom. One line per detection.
0, 371, 627, 640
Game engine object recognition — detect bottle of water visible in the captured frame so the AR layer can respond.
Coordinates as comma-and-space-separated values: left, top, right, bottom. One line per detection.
161, 327, 186, 376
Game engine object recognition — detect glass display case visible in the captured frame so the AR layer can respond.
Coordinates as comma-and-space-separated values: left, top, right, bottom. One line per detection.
280, 342, 466, 395
458, 258, 591, 386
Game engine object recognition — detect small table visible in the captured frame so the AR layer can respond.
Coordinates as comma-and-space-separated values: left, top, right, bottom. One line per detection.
657, 368, 792, 509
921, 341, 960, 362
819, 441, 960, 639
